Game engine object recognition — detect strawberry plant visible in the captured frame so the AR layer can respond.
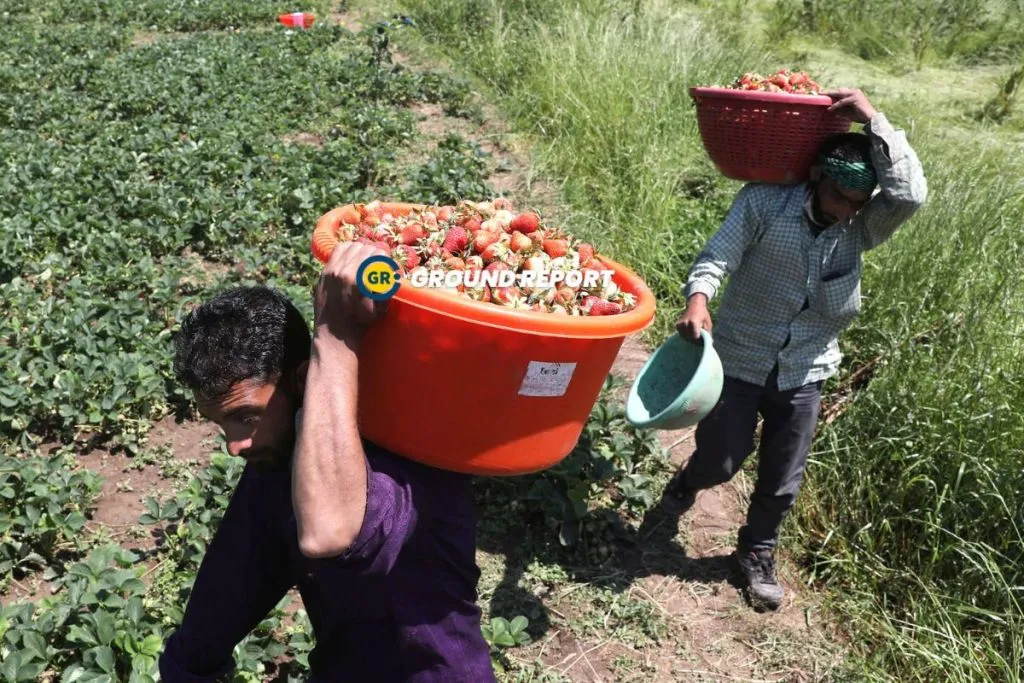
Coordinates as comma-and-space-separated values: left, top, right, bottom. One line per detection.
0, 13, 488, 449
402, 134, 495, 206
473, 374, 668, 562
526, 375, 667, 555
0, 451, 102, 584
481, 615, 531, 675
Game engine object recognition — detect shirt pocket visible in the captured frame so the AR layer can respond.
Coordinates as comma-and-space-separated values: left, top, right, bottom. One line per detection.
816, 267, 862, 323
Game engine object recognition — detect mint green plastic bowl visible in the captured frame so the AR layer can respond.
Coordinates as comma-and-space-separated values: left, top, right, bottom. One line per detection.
625, 329, 724, 430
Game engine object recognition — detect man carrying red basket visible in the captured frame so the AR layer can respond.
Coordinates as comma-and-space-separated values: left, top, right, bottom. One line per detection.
670, 88, 928, 610
159, 241, 496, 682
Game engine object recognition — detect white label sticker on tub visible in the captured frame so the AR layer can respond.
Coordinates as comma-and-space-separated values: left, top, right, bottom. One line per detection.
518, 361, 577, 397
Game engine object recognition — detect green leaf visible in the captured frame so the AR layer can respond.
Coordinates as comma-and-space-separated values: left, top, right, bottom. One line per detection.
509, 616, 529, 635
94, 645, 116, 674
17, 660, 47, 682
125, 597, 144, 626
68, 624, 99, 647
93, 611, 117, 645
138, 634, 163, 657
2, 650, 21, 681
493, 631, 516, 647
22, 630, 48, 661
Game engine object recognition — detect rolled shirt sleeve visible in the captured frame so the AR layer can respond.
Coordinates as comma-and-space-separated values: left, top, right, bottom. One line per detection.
858, 111, 928, 249
329, 454, 420, 576
684, 182, 768, 302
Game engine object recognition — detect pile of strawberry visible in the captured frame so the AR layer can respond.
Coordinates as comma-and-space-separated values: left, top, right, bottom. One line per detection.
726, 68, 823, 95
338, 198, 637, 316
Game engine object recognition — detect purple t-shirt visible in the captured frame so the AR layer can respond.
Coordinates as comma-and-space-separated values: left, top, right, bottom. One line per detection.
158, 440, 496, 682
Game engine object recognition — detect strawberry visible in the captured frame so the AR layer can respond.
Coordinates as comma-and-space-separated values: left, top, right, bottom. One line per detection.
504, 296, 532, 311
424, 255, 446, 271
493, 197, 514, 211
510, 212, 540, 234
373, 225, 396, 244
464, 255, 484, 271
493, 209, 515, 229
482, 242, 510, 263
422, 211, 439, 228
336, 224, 356, 242
509, 231, 533, 253
502, 252, 523, 270
522, 255, 548, 272
444, 256, 466, 271
461, 215, 483, 232
584, 296, 621, 316
543, 239, 568, 258
465, 285, 491, 303
442, 226, 470, 253
491, 286, 521, 305
473, 230, 500, 254
554, 286, 575, 306
399, 222, 426, 246
480, 218, 503, 234
576, 242, 595, 267
393, 245, 420, 270
373, 240, 392, 253
360, 200, 382, 218
484, 261, 509, 275
533, 287, 557, 305
437, 206, 455, 222
529, 230, 546, 249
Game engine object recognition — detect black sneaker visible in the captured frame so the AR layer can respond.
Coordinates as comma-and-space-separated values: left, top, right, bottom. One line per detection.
736, 549, 785, 610
664, 469, 697, 511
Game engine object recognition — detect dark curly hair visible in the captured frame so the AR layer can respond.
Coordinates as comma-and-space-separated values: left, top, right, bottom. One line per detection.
173, 286, 311, 401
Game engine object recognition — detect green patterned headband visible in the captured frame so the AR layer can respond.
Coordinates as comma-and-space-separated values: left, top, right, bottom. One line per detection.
818, 154, 877, 193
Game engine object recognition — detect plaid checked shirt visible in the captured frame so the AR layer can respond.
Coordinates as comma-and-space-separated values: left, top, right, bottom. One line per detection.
684, 112, 928, 391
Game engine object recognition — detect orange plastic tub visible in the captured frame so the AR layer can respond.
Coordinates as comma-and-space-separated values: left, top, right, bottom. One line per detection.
311, 202, 657, 476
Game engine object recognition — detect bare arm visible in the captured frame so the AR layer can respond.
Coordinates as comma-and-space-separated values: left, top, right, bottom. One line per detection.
291, 241, 388, 559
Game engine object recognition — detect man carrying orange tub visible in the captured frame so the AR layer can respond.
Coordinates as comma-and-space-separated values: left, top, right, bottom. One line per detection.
159, 241, 496, 682
671, 88, 928, 610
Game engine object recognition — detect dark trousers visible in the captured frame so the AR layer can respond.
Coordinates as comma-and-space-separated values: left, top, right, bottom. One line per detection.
679, 366, 823, 553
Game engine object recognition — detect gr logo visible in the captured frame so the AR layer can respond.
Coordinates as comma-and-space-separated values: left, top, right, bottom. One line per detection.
356, 255, 402, 301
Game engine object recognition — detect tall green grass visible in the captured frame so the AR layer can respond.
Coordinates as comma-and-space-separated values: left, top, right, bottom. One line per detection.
397, 0, 773, 334
386, 0, 1024, 679
792, 150, 1024, 681
767, 0, 1024, 68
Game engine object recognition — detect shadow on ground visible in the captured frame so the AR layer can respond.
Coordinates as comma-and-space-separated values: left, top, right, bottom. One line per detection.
474, 471, 749, 644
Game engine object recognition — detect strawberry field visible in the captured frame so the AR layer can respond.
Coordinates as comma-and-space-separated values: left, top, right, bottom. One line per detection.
0, 3, 673, 681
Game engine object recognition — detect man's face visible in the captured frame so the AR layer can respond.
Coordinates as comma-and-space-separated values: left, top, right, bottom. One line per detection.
196, 375, 300, 469
812, 172, 872, 226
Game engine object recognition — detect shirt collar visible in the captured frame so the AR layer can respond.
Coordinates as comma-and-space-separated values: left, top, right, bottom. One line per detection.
802, 184, 832, 232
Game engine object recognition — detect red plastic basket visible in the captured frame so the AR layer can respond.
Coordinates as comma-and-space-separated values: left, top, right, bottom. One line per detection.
689, 87, 851, 184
